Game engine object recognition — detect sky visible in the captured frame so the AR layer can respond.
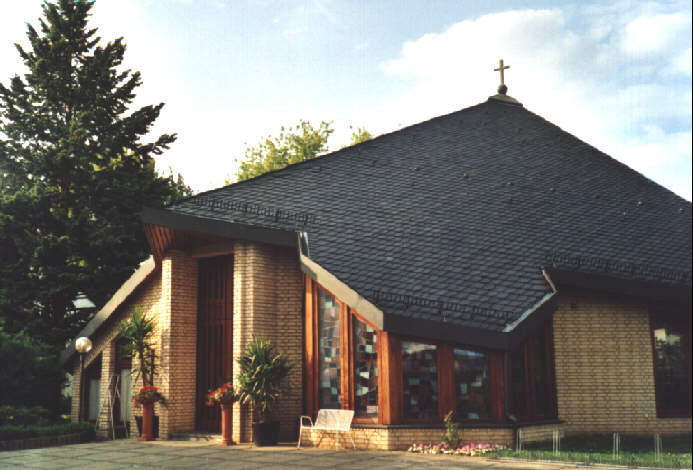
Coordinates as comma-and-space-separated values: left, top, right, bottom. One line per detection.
1, 0, 691, 200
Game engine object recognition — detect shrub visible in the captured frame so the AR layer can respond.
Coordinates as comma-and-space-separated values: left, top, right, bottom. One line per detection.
0, 406, 53, 426
442, 410, 460, 448
0, 422, 95, 442
0, 327, 64, 413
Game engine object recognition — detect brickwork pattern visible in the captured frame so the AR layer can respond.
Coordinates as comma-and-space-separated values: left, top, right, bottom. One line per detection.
517, 423, 564, 444
300, 426, 514, 450
552, 289, 691, 436
158, 251, 198, 439
70, 271, 163, 439
231, 241, 303, 444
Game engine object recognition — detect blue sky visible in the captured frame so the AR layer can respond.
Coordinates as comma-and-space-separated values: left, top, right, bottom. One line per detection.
1, 0, 691, 200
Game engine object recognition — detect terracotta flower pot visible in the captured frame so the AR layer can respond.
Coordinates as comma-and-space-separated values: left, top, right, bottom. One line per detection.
220, 403, 234, 445
139, 402, 155, 441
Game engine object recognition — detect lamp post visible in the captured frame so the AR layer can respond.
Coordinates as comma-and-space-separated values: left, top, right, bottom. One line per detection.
75, 337, 93, 422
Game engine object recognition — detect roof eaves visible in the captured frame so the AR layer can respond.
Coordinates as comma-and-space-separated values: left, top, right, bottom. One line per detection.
299, 252, 384, 330
142, 207, 297, 248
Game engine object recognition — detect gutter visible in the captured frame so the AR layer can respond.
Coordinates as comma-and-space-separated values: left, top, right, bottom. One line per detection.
503, 269, 558, 333
297, 232, 384, 330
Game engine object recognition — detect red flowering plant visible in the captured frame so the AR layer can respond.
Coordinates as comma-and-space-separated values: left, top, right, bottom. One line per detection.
206, 382, 239, 407
133, 385, 167, 407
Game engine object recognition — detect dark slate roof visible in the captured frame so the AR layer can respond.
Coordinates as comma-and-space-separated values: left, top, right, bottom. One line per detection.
167, 97, 692, 332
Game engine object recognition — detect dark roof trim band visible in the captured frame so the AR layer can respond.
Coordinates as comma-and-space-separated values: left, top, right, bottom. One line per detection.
141, 207, 297, 248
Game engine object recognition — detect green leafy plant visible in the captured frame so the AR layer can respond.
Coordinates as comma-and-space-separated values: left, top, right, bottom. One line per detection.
118, 307, 157, 387
442, 410, 460, 448
0, 326, 64, 413
236, 336, 294, 423
0, 422, 95, 441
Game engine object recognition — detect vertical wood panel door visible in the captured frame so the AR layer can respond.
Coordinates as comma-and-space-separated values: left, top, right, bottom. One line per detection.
196, 256, 233, 432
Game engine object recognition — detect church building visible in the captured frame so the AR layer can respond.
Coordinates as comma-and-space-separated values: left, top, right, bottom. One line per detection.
61, 68, 692, 449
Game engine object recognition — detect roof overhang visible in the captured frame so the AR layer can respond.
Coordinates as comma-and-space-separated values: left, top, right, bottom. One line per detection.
60, 256, 157, 368
299, 252, 558, 351
545, 267, 692, 307
141, 207, 298, 262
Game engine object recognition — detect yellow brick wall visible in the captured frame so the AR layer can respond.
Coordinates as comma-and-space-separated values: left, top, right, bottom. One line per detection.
231, 241, 303, 444
553, 288, 691, 435
517, 423, 564, 444
300, 426, 514, 450
158, 250, 198, 438
70, 270, 163, 439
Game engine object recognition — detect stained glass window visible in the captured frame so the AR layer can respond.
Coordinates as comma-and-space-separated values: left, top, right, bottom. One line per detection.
402, 341, 438, 420
318, 289, 341, 409
453, 349, 490, 420
353, 317, 378, 418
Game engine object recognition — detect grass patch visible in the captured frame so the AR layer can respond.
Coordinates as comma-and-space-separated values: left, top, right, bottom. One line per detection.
0, 422, 95, 442
496, 434, 691, 469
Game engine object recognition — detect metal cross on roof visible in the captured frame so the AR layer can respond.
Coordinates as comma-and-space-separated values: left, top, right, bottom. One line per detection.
494, 59, 510, 94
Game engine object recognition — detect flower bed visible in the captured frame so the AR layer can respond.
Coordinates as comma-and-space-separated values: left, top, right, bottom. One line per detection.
408, 442, 506, 456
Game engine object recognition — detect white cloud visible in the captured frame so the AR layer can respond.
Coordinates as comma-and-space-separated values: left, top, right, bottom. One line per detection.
375, 5, 692, 200
622, 12, 690, 56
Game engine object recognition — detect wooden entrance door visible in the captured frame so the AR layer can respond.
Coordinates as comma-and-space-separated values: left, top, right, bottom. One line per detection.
196, 256, 233, 432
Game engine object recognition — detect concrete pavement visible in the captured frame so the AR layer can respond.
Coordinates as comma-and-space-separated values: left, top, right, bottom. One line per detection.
0, 439, 631, 469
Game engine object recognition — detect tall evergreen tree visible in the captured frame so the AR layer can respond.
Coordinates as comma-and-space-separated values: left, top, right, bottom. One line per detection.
0, 0, 191, 349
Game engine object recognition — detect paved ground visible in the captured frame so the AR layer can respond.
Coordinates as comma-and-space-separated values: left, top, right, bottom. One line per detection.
0, 439, 627, 470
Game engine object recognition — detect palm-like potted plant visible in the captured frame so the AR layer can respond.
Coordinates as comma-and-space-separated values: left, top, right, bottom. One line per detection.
237, 336, 294, 446
118, 307, 164, 441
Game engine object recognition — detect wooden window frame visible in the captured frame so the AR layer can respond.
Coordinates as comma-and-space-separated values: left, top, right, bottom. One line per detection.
312, 283, 347, 414
348, 309, 381, 424
399, 337, 442, 424
649, 309, 692, 419
448, 345, 505, 424
508, 319, 557, 422
304, 275, 511, 425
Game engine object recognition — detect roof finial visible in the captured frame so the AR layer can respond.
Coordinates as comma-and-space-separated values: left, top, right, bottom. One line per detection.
494, 59, 510, 95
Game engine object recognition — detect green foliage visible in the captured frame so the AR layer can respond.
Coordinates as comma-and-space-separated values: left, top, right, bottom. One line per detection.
441, 410, 460, 447
0, 405, 53, 426
0, 422, 95, 441
118, 307, 157, 387
496, 434, 692, 469
234, 120, 333, 182
228, 121, 373, 183
343, 126, 373, 148
236, 336, 294, 423
0, 326, 64, 412
0, 0, 192, 350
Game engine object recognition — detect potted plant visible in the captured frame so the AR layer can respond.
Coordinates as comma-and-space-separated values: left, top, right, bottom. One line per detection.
133, 386, 166, 440
237, 336, 294, 446
206, 381, 239, 445
118, 307, 165, 441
